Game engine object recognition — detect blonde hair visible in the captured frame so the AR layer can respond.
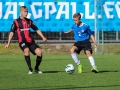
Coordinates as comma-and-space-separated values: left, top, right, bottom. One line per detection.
73, 13, 81, 20
20, 6, 28, 11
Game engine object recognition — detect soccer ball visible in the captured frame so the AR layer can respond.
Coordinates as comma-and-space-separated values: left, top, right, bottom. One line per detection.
65, 64, 75, 74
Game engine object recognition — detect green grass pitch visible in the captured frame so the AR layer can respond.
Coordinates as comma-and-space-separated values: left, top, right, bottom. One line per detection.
0, 54, 120, 90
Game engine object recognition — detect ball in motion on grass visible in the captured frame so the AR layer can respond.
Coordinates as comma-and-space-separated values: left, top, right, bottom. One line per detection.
65, 64, 75, 74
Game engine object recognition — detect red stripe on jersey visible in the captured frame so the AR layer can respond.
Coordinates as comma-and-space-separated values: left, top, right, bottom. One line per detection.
14, 20, 22, 43
22, 20, 32, 42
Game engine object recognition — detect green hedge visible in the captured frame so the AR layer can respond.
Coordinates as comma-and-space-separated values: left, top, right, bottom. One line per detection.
0, 43, 120, 55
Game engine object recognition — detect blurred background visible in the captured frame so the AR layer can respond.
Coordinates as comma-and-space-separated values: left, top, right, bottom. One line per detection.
0, 0, 120, 54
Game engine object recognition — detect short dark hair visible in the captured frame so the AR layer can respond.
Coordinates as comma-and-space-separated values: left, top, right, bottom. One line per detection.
73, 13, 81, 19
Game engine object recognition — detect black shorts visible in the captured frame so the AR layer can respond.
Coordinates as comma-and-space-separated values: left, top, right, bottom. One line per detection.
74, 39, 92, 54
19, 41, 40, 55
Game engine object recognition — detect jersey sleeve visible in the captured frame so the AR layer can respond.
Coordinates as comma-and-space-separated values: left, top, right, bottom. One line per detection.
10, 21, 17, 33
86, 25, 93, 36
30, 20, 39, 31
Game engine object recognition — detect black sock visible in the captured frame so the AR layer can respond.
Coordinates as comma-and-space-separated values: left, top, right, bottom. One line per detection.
24, 56, 32, 71
35, 56, 42, 70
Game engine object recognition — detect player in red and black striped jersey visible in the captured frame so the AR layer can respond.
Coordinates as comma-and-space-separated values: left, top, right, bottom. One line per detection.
5, 6, 47, 74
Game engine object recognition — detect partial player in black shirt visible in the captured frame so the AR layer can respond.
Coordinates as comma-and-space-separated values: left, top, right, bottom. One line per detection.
5, 6, 47, 74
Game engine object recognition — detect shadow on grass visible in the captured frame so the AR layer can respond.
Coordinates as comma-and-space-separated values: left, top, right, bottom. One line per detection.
0, 59, 71, 62
99, 70, 119, 73
43, 70, 64, 73
3, 84, 120, 90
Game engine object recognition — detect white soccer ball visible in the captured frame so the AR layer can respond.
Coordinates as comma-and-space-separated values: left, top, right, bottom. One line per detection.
65, 64, 75, 74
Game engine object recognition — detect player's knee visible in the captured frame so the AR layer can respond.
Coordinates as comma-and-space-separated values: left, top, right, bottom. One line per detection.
70, 48, 74, 54
24, 48, 30, 56
35, 48, 42, 56
86, 51, 91, 57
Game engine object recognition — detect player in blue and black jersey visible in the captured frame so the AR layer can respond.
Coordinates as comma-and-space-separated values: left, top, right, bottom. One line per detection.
5, 6, 47, 74
64, 13, 98, 73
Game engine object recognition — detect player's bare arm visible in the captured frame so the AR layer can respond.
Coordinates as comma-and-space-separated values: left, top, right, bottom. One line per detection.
64, 29, 73, 34
90, 35, 97, 48
36, 30, 47, 42
5, 32, 14, 48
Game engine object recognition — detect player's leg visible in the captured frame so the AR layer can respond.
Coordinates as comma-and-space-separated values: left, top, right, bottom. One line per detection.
70, 42, 83, 73
70, 46, 80, 65
85, 50, 97, 68
85, 50, 98, 73
29, 43, 42, 74
19, 43, 32, 74
24, 48, 33, 74
34, 48, 43, 74
84, 40, 98, 73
